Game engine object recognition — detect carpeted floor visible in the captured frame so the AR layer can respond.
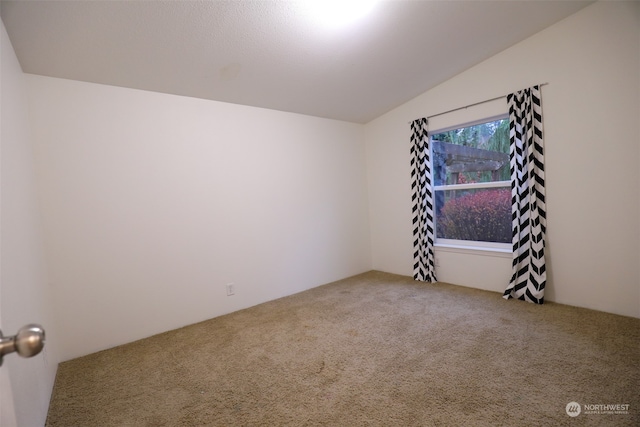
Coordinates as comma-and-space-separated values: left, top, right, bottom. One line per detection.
46, 271, 639, 426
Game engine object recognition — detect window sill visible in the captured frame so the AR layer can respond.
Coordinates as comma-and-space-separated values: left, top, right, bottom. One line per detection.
434, 243, 512, 258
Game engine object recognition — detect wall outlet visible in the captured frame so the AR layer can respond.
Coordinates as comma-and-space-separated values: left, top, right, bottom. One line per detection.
226, 283, 235, 296
434, 257, 440, 267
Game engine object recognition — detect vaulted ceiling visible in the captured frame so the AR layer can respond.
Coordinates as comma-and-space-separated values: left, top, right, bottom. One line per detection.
1, 0, 592, 123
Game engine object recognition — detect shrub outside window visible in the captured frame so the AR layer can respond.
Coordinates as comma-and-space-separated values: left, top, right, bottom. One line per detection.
431, 117, 511, 248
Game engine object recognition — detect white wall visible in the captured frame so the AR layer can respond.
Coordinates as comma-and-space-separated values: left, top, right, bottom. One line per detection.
26, 75, 372, 361
365, 1, 640, 318
0, 20, 59, 427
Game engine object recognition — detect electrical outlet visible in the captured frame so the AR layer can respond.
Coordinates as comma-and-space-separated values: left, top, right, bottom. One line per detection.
434, 257, 440, 267
226, 283, 235, 296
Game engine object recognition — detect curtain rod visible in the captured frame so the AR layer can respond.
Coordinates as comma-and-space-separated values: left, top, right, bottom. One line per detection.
411, 83, 548, 122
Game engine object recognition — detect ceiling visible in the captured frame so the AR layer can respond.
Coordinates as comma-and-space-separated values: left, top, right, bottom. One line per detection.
1, 0, 592, 123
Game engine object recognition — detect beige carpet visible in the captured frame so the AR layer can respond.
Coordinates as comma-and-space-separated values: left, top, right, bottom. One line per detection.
46, 271, 639, 426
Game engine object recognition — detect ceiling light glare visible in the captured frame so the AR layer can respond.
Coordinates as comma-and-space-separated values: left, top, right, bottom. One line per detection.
300, 0, 379, 29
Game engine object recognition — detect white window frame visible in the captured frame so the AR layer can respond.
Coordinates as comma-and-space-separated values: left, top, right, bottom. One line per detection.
430, 114, 512, 253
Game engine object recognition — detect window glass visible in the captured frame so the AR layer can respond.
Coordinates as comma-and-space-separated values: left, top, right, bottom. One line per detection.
432, 119, 510, 186
435, 188, 511, 243
431, 118, 510, 246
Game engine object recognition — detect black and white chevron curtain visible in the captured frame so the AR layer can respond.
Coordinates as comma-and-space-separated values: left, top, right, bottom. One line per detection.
409, 118, 437, 282
409, 86, 546, 299
503, 85, 547, 303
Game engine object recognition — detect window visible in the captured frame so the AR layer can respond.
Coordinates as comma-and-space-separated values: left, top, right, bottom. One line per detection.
431, 116, 511, 249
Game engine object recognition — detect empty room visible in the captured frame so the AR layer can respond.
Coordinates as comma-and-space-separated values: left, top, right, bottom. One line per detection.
1, 0, 638, 426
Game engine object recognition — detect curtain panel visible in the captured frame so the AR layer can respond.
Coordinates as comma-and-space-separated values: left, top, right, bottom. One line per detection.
409, 118, 437, 282
503, 85, 547, 303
